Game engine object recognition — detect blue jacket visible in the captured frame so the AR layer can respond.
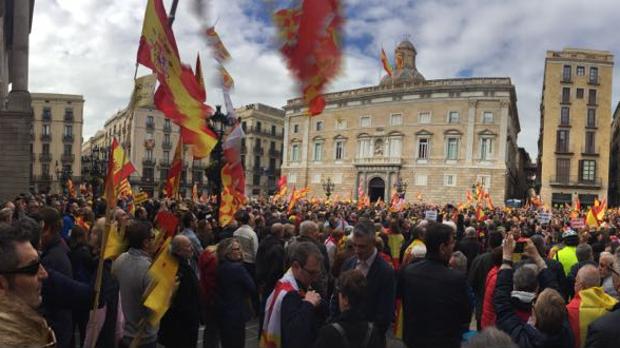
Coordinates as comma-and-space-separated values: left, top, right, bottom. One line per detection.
335, 251, 395, 335
494, 267, 574, 348
215, 259, 256, 324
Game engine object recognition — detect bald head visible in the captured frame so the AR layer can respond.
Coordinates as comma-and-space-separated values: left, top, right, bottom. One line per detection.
299, 220, 319, 240
576, 264, 601, 293
271, 223, 284, 238
171, 234, 193, 259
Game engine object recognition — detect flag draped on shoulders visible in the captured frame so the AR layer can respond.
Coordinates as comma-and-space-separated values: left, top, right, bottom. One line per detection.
144, 237, 179, 326
567, 287, 618, 348
260, 269, 300, 348
137, 0, 217, 159
273, 0, 343, 116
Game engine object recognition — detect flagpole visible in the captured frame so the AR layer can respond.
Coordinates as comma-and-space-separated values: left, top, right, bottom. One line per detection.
168, 0, 179, 26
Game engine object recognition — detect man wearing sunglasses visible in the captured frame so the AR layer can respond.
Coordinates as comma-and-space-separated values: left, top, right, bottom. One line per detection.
0, 224, 49, 309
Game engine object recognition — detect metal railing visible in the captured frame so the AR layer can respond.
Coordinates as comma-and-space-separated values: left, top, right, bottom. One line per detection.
549, 176, 602, 188
353, 157, 403, 166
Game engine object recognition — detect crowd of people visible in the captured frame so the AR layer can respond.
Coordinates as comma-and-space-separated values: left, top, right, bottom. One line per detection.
1, 192, 620, 348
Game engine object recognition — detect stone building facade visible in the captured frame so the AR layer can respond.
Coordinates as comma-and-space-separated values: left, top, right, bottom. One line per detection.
608, 103, 620, 206
31, 93, 84, 193
537, 48, 614, 207
238, 103, 285, 196
281, 40, 523, 206
0, 0, 35, 201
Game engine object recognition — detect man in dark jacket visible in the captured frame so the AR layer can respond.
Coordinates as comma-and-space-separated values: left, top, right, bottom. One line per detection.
39, 207, 74, 348
468, 230, 503, 329
399, 222, 472, 348
256, 223, 286, 336
494, 234, 574, 348
456, 226, 482, 271
159, 235, 201, 348
585, 258, 620, 348
337, 219, 395, 339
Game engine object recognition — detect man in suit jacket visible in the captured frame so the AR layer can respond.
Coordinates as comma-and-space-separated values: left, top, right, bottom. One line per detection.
336, 218, 395, 339
398, 222, 472, 348
585, 258, 620, 348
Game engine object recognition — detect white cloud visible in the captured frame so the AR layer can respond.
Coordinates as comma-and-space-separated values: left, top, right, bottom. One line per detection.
29, 0, 620, 159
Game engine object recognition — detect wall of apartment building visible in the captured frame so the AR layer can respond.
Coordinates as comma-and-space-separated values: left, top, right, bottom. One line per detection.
538, 48, 614, 207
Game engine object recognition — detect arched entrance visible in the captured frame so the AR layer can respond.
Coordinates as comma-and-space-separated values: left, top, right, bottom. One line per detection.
368, 177, 385, 202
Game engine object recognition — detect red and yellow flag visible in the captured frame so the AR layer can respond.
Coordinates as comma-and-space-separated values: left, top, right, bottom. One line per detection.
218, 65, 235, 90
273, 0, 343, 116
567, 287, 618, 348
195, 53, 206, 102
137, 0, 217, 159
380, 47, 393, 77
67, 179, 76, 198
204, 26, 231, 63
144, 237, 179, 326
163, 137, 183, 198
475, 205, 486, 221
104, 138, 136, 210
219, 163, 246, 226
192, 182, 198, 202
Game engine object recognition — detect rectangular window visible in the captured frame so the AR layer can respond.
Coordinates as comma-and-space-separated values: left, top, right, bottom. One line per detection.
576, 88, 584, 99
163, 151, 170, 163
482, 112, 493, 124
589, 67, 598, 84
291, 144, 300, 162
360, 116, 371, 128
312, 174, 321, 184
164, 119, 171, 129
585, 131, 596, 154
42, 143, 50, 154
313, 142, 323, 161
415, 174, 427, 186
587, 109, 596, 128
480, 138, 493, 160
418, 138, 429, 159
270, 141, 276, 150
335, 141, 344, 160
563, 65, 571, 81
42, 107, 52, 121
477, 175, 491, 190
256, 122, 262, 132
447, 138, 459, 160
419, 112, 431, 124
42, 163, 50, 175
388, 138, 402, 157
164, 133, 171, 144
390, 113, 403, 126
588, 89, 597, 105
358, 139, 371, 158
556, 158, 570, 182
316, 121, 323, 131
580, 160, 596, 182
64, 144, 72, 155
271, 125, 276, 135
560, 107, 570, 125
254, 155, 261, 169
64, 108, 74, 121
64, 125, 72, 136
556, 130, 569, 153
146, 115, 154, 126
253, 174, 261, 186
576, 66, 585, 76
444, 174, 456, 187
448, 111, 459, 123
293, 124, 299, 133
43, 124, 50, 135
562, 87, 570, 104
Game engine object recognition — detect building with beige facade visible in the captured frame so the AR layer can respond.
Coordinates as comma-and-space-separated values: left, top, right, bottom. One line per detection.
281, 40, 524, 206
238, 103, 285, 196
31, 93, 84, 193
537, 48, 614, 207
608, 103, 620, 206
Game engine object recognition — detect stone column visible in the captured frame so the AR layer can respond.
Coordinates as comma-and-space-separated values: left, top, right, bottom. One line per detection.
465, 100, 476, 164
7, 0, 31, 112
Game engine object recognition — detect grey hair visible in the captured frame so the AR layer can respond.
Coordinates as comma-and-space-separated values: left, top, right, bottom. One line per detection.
216, 237, 239, 262
575, 243, 593, 262
171, 235, 190, 256
463, 327, 518, 348
513, 264, 539, 292
450, 251, 467, 273
353, 219, 375, 240
465, 226, 476, 238
299, 220, 318, 237
288, 241, 322, 268
576, 264, 601, 290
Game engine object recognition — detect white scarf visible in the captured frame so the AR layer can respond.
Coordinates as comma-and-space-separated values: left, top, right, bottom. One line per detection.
511, 290, 536, 303
259, 269, 299, 348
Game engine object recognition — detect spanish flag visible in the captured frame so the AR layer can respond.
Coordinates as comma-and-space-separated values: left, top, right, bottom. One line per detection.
380, 47, 393, 77
137, 0, 218, 159
144, 237, 179, 326
163, 137, 183, 198
567, 287, 618, 348
204, 26, 231, 63
104, 138, 136, 210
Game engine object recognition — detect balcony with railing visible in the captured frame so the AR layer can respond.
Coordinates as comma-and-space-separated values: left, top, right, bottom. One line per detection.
64, 111, 74, 122
142, 158, 156, 167
269, 148, 281, 157
588, 76, 599, 85
41, 133, 51, 142
246, 126, 283, 138
162, 141, 172, 150
549, 175, 602, 188
63, 134, 74, 143
61, 154, 75, 163
163, 123, 172, 132
253, 146, 264, 155
146, 121, 155, 131
353, 157, 403, 166
581, 145, 599, 156
39, 153, 52, 162
554, 144, 573, 155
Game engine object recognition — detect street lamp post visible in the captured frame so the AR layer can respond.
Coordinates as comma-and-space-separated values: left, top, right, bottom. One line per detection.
395, 176, 408, 199
322, 177, 335, 199
56, 161, 73, 196
205, 105, 234, 223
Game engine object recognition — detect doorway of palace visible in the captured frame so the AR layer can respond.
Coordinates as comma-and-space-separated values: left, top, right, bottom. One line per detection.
368, 177, 385, 202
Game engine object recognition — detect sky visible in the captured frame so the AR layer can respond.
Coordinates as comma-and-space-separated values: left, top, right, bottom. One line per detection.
29, 0, 620, 159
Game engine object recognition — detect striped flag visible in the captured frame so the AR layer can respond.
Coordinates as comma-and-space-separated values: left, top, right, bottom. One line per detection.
380, 47, 393, 77
567, 287, 618, 348
204, 26, 231, 63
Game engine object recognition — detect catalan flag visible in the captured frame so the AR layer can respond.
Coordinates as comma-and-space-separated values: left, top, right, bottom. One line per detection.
380, 47, 393, 77
219, 163, 246, 226
137, 0, 218, 159
163, 137, 183, 198
104, 138, 136, 210
144, 237, 179, 326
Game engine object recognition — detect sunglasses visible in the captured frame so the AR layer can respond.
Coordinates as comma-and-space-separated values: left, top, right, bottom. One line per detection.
0, 260, 42, 276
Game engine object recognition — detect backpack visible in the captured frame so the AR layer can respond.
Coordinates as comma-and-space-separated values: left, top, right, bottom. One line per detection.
331, 322, 374, 348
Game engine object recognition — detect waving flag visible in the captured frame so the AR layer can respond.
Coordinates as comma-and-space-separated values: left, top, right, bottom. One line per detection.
144, 237, 179, 326
218, 65, 235, 90
163, 137, 183, 198
195, 53, 206, 102
104, 138, 136, 210
380, 47, 393, 77
219, 163, 246, 226
137, 0, 217, 159
204, 26, 231, 63
273, 0, 344, 116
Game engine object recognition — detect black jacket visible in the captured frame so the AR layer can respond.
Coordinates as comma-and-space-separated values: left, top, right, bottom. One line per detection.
158, 258, 202, 348
215, 259, 256, 324
585, 303, 620, 348
398, 257, 472, 348
313, 309, 383, 348
256, 234, 285, 296
281, 280, 328, 348
339, 251, 395, 335
493, 267, 574, 348
468, 251, 494, 324
456, 237, 481, 270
